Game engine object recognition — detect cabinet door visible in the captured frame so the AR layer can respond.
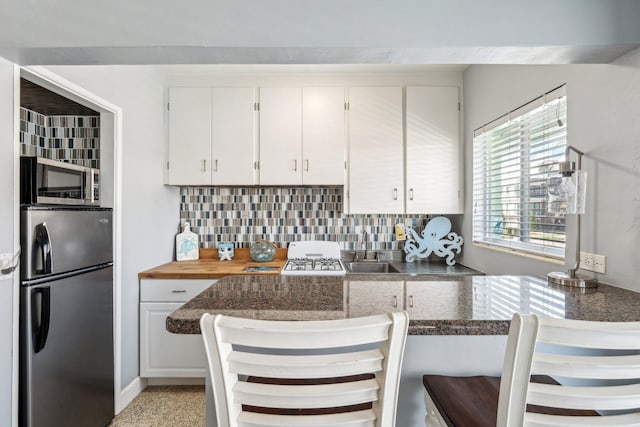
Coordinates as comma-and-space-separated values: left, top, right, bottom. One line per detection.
405, 281, 463, 319
140, 302, 207, 377
348, 87, 404, 214
406, 86, 461, 214
348, 281, 403, 317
259, 88, 303, 185
167, 88, 212, 185
211, 88, 257, 185
302, 87, 345, 185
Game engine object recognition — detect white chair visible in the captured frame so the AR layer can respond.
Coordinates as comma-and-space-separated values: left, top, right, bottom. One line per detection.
423, 313, 640, 427
201, 311, 409, 427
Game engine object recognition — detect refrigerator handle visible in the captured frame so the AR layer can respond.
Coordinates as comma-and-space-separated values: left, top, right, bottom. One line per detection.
31, 287, 51, 354
35, 223, 52, 275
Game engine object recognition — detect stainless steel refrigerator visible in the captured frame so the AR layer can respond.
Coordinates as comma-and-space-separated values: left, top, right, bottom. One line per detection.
20, 206, 114, 427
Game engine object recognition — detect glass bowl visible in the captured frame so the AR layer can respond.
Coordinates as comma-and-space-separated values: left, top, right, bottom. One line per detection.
249, 240, 277, 262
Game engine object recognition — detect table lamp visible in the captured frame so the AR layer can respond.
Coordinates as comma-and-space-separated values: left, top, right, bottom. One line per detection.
547, 145, 597, 288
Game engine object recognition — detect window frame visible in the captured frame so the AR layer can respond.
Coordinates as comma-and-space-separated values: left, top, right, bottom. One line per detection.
472, 85, 567, 260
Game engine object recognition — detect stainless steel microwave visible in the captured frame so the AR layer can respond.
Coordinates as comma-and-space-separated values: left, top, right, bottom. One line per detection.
20, 157, 100, 206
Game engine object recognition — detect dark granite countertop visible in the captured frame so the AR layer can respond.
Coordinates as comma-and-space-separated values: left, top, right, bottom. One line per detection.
166, 275, 640, 336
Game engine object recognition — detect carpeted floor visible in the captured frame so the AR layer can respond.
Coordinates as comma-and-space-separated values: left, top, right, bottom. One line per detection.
109, 385, 205, 427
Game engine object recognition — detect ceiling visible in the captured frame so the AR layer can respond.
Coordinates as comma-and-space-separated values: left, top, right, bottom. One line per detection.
2, 0, 640, 66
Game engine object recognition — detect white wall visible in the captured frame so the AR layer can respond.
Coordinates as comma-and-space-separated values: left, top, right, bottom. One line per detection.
461, 48, 640, 292
0, 57, 17, 427
42, 66, 180, 390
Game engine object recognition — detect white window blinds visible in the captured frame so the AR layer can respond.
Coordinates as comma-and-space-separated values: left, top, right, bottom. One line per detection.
472, 85, 567, 259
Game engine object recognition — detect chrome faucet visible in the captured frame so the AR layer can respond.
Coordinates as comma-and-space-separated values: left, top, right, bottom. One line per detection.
363, 230, 369, 260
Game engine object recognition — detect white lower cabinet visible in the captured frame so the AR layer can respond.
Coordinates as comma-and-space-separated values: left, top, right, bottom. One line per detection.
348, 280, 464, 319
405, 281, 462, 319
140, 279, 215, 378
347, 281, 404, 317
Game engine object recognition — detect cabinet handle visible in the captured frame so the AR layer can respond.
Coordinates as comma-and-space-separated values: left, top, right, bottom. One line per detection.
393, 188, 398, 200
409, 295, 414, 308
214, 159, 219, 172
392, 295, 398, 308
171, 290, 187, 293
304, 159, 309, 172
292, 159, 298, 172
409, 188, 414, 201
254, 161, 259, 170
201, 159, 207, 171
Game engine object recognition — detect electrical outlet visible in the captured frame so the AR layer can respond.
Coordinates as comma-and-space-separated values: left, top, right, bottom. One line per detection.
580, 251, 606, 274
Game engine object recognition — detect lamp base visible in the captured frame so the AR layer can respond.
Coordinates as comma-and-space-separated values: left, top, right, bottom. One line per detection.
547, 271, 598, 288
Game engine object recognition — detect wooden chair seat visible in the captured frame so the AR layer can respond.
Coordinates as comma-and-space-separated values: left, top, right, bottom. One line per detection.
423, 375, 599, 427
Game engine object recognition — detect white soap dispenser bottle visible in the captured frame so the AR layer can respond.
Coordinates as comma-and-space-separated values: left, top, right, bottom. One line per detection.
176, 222, 199, 261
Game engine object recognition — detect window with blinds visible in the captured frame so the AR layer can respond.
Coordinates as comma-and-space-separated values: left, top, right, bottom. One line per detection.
472, 85, 567, 259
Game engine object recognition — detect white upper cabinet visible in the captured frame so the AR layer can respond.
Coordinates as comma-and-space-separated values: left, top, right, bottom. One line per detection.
167, 83, 459, 204
259, 88, 303, 185
302, 87, 346, 185
167, 87, 256, 186
167, 88, 212, 185
406, 86, 461, 214
347, 87, 404, 214
259, 87, 345, 186
211, 88, 257, 185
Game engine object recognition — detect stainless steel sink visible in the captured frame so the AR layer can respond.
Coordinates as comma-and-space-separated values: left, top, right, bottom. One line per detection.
345, 262, 400, 274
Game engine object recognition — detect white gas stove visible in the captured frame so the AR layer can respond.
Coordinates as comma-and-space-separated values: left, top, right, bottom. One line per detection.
281, 241, 346, 276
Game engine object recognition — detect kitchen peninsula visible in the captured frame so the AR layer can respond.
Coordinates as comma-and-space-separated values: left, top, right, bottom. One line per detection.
166, 274, 640, 426
168, 274, 640, 334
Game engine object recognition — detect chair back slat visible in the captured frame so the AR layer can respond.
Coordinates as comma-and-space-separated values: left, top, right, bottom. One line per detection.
216, 316, 392, 349
497, 314, 640, 427
537, 317, 640, 349
527, 382, 640, 411
525, 411, 640, 427
201, 311, 409, 427
227, 349, 384, 379
533, 353, 640, 379
237, 409, 377, 427
233, 379, 380, 409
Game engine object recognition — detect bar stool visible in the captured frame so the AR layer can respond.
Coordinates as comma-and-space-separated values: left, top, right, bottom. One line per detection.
423, 313, 640, 426
201, 311, 409, 427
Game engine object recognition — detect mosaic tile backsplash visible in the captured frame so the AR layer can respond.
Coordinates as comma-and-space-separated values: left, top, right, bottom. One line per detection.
179, 187, 456, 250
20, 107, 100, 169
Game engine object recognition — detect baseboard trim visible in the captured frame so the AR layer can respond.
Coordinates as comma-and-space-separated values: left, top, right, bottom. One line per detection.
116, 377, 148, 414
147, 377, 206, 386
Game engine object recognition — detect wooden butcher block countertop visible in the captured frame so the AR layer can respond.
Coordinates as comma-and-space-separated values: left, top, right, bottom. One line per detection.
138, 247, 288, 279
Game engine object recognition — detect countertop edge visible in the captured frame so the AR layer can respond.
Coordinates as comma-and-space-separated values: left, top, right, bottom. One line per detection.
166, 317, 511, 336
